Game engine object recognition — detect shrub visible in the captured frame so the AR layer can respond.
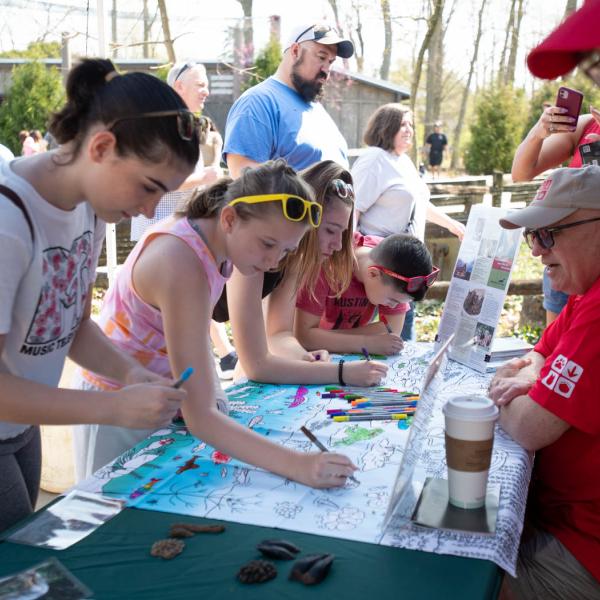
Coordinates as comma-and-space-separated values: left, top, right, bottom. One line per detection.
241, 39, 281, 92
0, 61, 64, 155
464, 84, 526, 174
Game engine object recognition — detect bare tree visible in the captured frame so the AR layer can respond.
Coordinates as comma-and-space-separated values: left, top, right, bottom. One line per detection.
236, 0, 254, 66
380, 0, 392, 80
504, 0, 525, 85
424, 12, 444, 137
328, 0, 341, 30
498, 0, 516, 83
157, 0, 175, 64
450, 0, 486, 170
409, 0, 444, 115
347, 0, 366, 72
564, 0, 578, 17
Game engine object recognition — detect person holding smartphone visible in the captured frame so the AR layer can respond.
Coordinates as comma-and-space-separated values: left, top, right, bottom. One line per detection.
511, 1, 600, 327
512, 100, 600, 325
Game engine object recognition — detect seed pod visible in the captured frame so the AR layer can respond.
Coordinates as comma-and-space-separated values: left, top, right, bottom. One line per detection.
237, 559, 277, 584
256, 543, 297, 560
169, 526, 194, 538
150, 538, 185, 560
259, 539, 301, 554
303, 553, 334, 585
289, 553, 335, 585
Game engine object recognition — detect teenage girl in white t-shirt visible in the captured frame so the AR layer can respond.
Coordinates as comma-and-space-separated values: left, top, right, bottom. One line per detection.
0, 58, 200, 532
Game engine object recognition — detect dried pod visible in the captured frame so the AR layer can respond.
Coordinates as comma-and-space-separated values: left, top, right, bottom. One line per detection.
182, 523, 225, 534
303, 553, 334, 585
169, 526, 194, 538
289, 553, 335, 585
150, 538, 185, 560
256, 543, 297, 560
259, 539, 301, 554
237, 559, 277, 584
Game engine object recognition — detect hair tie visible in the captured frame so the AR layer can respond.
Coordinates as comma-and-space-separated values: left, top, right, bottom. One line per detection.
105, 71, 119, 83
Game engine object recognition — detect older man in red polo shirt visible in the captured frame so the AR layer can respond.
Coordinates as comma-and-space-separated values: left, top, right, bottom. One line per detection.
489, 166, 600, 599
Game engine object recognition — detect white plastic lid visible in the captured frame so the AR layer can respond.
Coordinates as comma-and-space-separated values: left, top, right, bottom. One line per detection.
442, 395, 499, 422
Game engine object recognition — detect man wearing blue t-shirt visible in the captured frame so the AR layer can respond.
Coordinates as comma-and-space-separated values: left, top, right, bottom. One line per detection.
224, 22, 354, 177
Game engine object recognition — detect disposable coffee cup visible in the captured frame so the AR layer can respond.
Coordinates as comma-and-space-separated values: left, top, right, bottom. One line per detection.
443, 395, 499, 509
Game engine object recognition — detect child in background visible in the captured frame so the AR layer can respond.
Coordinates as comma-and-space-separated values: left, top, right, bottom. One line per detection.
222, 160, 388, 386
74, 160, 357, 487
0, 58, 199, 532
295, 234, 437, 354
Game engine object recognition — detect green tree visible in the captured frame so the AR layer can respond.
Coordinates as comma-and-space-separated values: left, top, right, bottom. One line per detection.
241, 39, 281, 92
0, 40, 61, 59
0, 61, 64, 155
464, 84, 526, 174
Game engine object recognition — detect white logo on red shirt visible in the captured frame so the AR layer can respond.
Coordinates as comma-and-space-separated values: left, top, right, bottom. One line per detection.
541, 354, 583, 399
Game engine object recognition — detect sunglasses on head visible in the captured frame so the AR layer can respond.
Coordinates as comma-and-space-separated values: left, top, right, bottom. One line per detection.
228, 194, 323, 228
523, 216, 600, 249
294, 24, 333, 44
369, 265, 440, 293
329, 179, 354, 200
107, 109, 207, 142
174, 62, 196, 82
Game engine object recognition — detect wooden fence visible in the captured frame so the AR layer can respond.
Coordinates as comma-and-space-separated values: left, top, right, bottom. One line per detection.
97, 171, 546, 299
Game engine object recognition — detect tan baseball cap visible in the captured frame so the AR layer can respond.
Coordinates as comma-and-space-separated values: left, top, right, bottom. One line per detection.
285, 23, 354, 59
500, 166, 600, 230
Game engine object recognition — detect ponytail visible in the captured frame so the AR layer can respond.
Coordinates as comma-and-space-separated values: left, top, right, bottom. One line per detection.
185, 178, 232, 219
48, 58, 199, 168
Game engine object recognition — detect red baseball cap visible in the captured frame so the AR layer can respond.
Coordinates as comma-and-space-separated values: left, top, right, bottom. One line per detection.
527, 0, 600, 80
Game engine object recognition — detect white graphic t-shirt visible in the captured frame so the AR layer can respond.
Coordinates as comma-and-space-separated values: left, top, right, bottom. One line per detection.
0, 160, 105, 439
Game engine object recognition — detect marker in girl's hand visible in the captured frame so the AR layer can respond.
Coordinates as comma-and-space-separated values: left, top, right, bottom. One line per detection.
173, 367, 194, 389
380, 314, 393, 334
361, 347, 371, 362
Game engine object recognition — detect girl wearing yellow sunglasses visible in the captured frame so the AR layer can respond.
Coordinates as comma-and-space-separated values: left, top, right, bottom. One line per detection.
73, 159, 357, 489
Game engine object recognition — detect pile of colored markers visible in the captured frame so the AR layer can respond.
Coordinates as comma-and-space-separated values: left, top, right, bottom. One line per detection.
322, 386, 419, 422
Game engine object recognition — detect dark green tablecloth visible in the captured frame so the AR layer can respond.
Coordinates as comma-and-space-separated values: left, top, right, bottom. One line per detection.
0, 507, 502, 599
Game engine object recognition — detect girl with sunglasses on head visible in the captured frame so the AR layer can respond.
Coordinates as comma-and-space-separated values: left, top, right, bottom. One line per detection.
0, 58, 199, 532
73, 159, 357, 487
295, 234, 437, 356
221, 160, 388, 387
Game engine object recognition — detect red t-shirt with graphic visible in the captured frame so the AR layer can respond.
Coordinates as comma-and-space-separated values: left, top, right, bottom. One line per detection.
295, 232, 409, 330
529, 276, 600, 581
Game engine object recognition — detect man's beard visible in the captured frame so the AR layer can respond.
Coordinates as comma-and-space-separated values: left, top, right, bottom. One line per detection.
291, 57, 327, 102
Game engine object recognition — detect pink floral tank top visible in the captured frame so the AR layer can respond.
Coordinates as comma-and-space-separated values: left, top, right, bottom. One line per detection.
82, 216, 231, 390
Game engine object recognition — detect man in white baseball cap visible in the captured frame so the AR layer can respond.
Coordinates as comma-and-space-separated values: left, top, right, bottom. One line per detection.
224, 22, 354, 177
490, 166, 600, 597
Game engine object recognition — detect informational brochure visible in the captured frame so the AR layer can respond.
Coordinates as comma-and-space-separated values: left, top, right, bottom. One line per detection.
435, 204, 522, 373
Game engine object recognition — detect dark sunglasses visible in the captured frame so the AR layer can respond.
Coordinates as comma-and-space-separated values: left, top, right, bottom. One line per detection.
369, 265, 440, 293
174, 62, 195, 82
329, 179, 354, 200
107, 110, 207, 141
294, 24, 333, 44
523, 216, 600, 249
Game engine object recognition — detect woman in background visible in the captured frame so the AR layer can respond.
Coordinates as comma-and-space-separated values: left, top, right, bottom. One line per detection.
351, 103, 464, 340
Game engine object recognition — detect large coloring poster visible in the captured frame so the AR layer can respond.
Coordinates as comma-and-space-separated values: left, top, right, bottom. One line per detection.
77, 344, 532, 575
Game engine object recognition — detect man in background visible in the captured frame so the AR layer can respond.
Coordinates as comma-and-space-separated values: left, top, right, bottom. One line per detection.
223, 22, 354, 176
425, 122, 448, 179
130, 61, 236, 379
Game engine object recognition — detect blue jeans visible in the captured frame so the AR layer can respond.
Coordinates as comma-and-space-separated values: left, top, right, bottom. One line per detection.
401, 302, 415, 342
542, 268, 568, 314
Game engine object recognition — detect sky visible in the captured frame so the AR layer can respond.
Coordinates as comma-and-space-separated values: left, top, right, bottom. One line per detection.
0, 0, 571, 91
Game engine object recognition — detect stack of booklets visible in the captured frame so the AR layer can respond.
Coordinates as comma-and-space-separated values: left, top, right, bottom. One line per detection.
486, 336, 533, 372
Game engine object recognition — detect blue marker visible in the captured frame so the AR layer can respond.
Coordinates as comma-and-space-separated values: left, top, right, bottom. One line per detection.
173, 367, 194, 388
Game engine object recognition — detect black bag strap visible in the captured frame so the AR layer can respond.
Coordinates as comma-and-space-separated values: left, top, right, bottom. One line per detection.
0, 184, 34, 242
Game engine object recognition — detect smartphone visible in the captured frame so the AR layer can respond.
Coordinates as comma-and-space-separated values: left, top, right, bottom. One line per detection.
556, 86, 583, 123
579, 140, 600, 166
